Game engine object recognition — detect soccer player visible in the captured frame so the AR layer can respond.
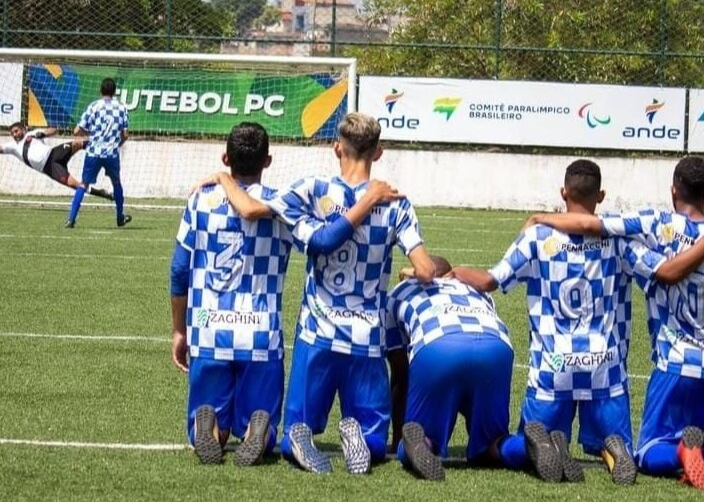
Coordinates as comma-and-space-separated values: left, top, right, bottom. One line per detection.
386, 255, 514, 481
66, 77, 130, 228
0, 122, 112, 200
199, 112, 435, 474
171, 121, 404, 465
526, 156, 704, 490
451, 159, 704, 485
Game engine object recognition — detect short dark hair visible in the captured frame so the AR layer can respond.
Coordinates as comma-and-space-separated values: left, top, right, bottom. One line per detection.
9, 121, 23, 130
225, 122, 269, 177
564, 159, 602, 200
430, 255, 452, 277
673, 156, 704, 202
100, 78, 116, 97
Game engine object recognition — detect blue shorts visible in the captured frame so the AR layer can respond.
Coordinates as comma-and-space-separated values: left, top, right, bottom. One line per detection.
282, 338, 390, 456
519, 392, 632, 456
636, 368, 704, 466
187, 357, 284, 446
82, 155, 120, 184
404, 333, 513, 460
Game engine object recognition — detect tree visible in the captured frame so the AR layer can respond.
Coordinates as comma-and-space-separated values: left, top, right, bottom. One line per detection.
350, 0, 704, 86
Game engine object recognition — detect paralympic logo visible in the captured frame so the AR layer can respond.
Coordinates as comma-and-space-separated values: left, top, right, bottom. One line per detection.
645, 99, 665, 124
433, 97, 462, 120
384, 88, 404, 113
578, 103, 611, 128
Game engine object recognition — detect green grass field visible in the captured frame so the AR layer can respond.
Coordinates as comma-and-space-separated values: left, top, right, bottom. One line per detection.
0, 201, 698, 501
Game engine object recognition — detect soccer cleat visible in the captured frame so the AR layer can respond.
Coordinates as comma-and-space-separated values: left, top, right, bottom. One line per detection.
288, 423, 332, 474
524, 422, 562, 483
550, 430, 585, 483
233, 410, 271, 467
65, 220, 75, 229
117, 215, 132, 227
401, 422, 445, 481
602, 434, 637, 485
339, 417, 371, 474
677, 426, 704, 489
193, 405, 222, 465
90, 187, 114, 201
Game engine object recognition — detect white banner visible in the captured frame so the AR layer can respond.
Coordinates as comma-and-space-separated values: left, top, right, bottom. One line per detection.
688, 90, 704, 152
0, 63, 22, 126
359, 77, 686, 151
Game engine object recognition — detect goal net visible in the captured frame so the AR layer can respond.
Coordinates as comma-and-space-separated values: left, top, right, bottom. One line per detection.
0, 49, 356, 207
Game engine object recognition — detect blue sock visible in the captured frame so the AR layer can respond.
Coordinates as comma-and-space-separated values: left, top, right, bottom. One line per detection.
498, 434, 529, 470
397, 440, 412, 469
68, 186, 86, 223
364, 433, 387, 463
113, 183, 125, 221
280, 431, 294, 460
265, 426, 277, 455
639, 443, 680, 476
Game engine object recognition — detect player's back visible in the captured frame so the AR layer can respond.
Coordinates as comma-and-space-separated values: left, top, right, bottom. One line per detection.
269, 175, 424, 358
178, 183, 293, 362
491, 223, 638, 400
608, 210, 704, 378
80, 98, 128, 158
386, 277, 510, 362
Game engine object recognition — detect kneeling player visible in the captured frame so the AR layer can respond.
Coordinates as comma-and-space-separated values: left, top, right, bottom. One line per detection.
0, 122, 112, 199
386, 256, 514, 481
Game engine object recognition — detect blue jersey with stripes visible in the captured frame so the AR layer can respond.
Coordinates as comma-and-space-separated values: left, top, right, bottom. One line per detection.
267, 176, 424, 358
601, 209, 704, 379
176, 182, 293, 361
386, 277, 511, 362
78, 97, 129, 158
489, 223, 663, 401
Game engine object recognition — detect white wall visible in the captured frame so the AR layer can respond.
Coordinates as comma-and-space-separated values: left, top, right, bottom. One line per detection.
0, 137, 678, 212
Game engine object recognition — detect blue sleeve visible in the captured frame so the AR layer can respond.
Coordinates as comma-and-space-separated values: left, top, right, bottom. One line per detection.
306, 216, 355, 256
170, 242, 191, 296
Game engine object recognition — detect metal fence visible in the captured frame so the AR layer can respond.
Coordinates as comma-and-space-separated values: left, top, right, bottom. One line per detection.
3, 0, 704, 86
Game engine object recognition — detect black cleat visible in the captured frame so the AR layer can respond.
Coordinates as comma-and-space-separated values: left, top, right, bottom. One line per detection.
339, 417, 371, 474
288, 423, 332, 474
193, 405, 222, 465
117, 215, 132, 227
550, 430, 585, 482
603, 434, 637, 485
65, 220, 75, 229
524, 422, 562, 483
233, 410, 270, 467
402, 422, 445, 481
91, 187, 113, 201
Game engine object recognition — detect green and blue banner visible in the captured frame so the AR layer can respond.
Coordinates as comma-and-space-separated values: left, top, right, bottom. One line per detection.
27, 64, 348, 139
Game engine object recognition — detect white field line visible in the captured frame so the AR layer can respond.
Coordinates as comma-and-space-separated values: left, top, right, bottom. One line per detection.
0, 199, 181, 211
0, 331, 651, 381
0, 438, 187, 451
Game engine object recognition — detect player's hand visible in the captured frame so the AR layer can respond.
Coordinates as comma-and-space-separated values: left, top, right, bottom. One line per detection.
189, 171, 225, 195
367, 179, 403, 204
398, 267, 415, 281
520, 214, 542, 232
171, 330, 189, 373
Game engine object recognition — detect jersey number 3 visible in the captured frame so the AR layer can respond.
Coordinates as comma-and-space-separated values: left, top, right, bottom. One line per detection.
207, 230, 244, 292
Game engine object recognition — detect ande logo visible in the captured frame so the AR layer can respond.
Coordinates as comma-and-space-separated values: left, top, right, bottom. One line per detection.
622, 99, 681, 140
378, 88, 420, 130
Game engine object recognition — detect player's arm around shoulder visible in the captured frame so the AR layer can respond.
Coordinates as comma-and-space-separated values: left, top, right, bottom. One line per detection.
524, 212, 603, 236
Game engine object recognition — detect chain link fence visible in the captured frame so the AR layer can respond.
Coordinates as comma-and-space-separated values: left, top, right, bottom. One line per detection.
2, 0, 704, 86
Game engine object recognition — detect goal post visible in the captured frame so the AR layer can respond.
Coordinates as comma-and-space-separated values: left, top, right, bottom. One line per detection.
0, 48, 357, 206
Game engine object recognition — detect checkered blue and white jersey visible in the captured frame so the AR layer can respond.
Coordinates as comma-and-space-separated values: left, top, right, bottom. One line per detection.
601, 209, 704, 379
176, 182, 293, 362
489, 224, 664, 401
267, 176, 424, 358
386, 277, 511, 362
78, 98, 128, 158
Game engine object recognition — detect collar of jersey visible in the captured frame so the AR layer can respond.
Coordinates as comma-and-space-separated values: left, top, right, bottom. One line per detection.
332, 176, 369, 191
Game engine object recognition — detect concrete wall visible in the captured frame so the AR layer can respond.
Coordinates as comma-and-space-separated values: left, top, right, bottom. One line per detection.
0, 137, 677, 212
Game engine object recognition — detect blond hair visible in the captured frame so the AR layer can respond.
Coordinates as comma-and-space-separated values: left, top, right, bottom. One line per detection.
337, 113, 381, 160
